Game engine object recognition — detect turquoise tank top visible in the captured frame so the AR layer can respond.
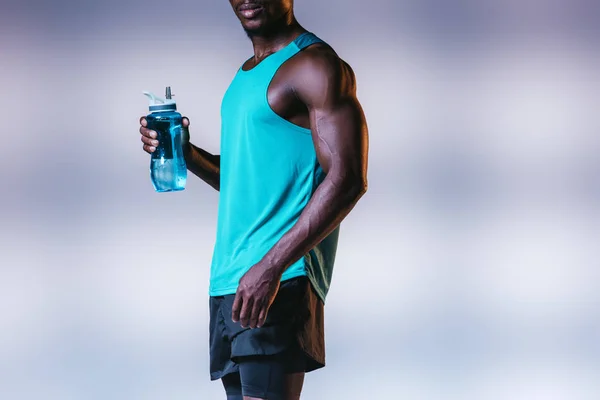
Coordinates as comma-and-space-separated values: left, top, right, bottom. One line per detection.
209, 32, 339, 303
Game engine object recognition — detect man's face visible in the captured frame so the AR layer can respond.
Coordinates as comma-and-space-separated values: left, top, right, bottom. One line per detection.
229, 0, 294, 36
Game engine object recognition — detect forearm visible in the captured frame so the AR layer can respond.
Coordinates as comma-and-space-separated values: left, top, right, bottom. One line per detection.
183, 142, 220, 191
262, 175, 367, 274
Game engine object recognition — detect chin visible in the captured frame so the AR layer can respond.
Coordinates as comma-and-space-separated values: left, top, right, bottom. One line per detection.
242, 20, 271, 36
242, 20, 263, 30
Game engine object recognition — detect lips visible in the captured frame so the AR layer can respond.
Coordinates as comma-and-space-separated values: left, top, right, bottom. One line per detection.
238, 2, 264, 19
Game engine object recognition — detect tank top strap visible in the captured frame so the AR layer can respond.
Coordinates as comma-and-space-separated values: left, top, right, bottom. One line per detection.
232, 32, 333, 90
293, 32, 326, 50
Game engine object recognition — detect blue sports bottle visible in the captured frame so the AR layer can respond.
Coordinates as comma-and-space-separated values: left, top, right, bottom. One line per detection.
142, 87, 187, 192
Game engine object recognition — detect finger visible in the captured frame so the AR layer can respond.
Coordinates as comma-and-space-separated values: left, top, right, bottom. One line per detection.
141, 135, 159, 147
257, 306, 269, 328
181, 120, 190, 145
249, 299, 263, 329
239, 297, 253, 328
139, 116, 147, 127
140, 126, 157, 139
231, 292, 243, 323
182, 117, 190, 128
143, 144, 156, 153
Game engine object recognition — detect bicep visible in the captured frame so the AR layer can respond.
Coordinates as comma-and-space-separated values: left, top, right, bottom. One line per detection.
291, 51, 368, 182
309, 96, 368, 182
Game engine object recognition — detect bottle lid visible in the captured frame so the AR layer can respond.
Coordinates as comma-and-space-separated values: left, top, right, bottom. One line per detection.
143, 86, 177, 112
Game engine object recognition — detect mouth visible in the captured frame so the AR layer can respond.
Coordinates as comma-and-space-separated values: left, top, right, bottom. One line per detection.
238, 3, 265, 19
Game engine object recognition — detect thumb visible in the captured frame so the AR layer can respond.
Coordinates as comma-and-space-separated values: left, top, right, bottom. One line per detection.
182, 117, 190, 128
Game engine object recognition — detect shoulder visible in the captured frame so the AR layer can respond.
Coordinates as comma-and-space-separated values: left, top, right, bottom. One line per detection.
286, 44, 357, 105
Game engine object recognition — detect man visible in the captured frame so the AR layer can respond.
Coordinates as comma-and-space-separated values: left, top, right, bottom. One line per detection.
139, 1, 368, 398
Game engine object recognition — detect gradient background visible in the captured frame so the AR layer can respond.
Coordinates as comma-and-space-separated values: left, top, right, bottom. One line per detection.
1, 0, 599, 399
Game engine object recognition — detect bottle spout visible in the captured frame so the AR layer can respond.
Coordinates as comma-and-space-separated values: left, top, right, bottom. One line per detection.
143, 88, 176, 112
143, 91, 166, 105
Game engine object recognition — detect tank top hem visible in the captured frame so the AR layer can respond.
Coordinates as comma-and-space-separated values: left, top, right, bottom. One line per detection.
208, 268, 308, 298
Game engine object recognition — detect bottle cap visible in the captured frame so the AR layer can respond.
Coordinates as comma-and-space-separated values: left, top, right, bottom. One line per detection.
143, 86, 177, 112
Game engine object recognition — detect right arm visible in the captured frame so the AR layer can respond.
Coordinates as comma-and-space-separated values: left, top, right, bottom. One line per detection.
139, 116, 221, 191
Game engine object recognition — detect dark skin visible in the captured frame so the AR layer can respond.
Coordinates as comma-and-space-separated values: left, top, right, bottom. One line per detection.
140, 1, 368, 398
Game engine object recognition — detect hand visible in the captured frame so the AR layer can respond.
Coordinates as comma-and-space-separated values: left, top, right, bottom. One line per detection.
232, 262, 283, 329
139, 116, 191, 154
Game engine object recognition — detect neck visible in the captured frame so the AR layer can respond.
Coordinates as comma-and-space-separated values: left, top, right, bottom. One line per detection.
248, 13, 305, 60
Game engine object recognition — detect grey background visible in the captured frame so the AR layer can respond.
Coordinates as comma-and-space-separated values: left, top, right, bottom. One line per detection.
1, 0, 599, 398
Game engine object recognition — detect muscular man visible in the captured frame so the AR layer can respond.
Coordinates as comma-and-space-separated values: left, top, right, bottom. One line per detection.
139, 1, 368, 398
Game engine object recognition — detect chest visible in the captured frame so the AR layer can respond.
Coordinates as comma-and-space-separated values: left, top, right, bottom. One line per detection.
221, 62, 310, 130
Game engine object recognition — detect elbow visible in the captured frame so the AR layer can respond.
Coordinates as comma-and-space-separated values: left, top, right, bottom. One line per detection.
341, 175, 367, 202
352, 175, 367, 195
328, 163, 368, 202
355, 177, 368, 199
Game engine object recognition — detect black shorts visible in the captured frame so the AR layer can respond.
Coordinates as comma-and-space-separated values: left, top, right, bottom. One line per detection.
209, 276, 325, 381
